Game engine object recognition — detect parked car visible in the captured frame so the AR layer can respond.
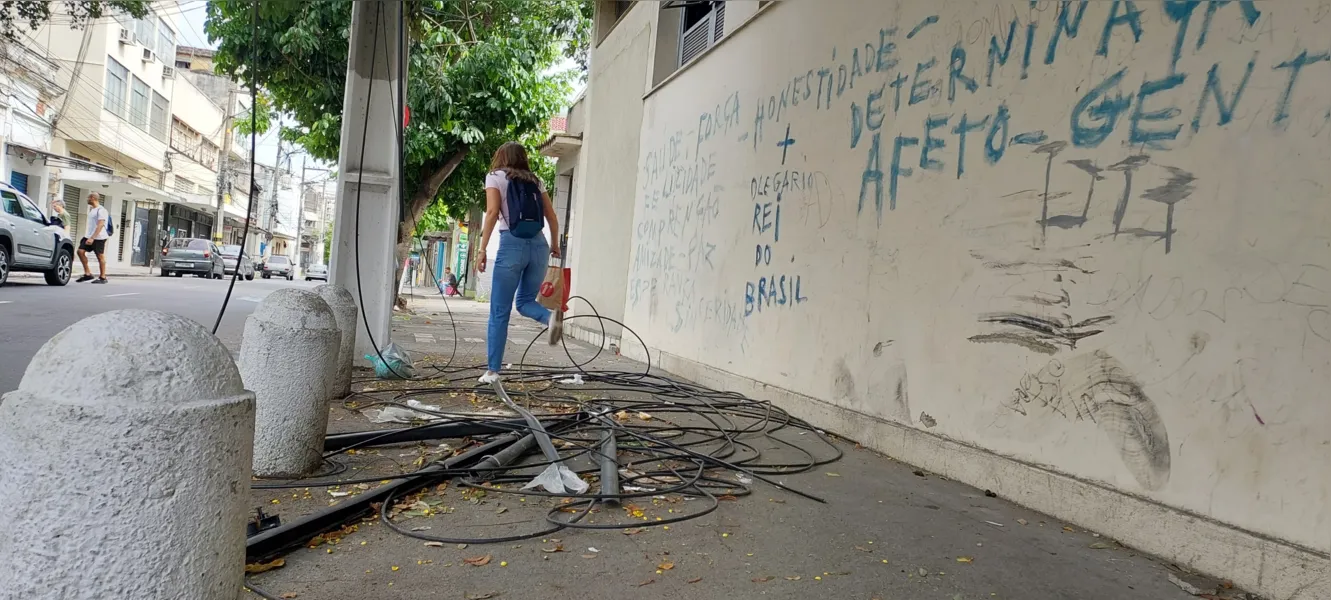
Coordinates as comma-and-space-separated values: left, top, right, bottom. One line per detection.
220, 244, 255, 280
0, 183, 74, 287
160, 238, 225, 279
262, 255, 293, 280
305, 263, 328, 282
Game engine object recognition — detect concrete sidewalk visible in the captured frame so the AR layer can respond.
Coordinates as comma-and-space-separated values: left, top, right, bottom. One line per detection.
242, 293, 1253, 600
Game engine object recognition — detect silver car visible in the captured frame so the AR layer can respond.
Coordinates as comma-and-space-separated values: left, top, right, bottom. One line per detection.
160, 238, 225, 279
0, 183, 74, 287
220, 244, 255, 280
305, 264, 328, 281
262, 255, 293, 280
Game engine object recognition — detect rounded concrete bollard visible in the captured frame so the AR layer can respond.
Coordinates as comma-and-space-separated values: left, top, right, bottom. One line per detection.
315, 283, 358, 401
0, 309, 255, 600
239, 288, 341, 477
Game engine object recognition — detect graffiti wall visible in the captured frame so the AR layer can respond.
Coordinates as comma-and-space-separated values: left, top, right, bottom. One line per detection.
623, 0, 1331, 552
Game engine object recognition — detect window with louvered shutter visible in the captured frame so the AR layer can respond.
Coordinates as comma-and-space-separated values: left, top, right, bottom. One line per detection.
713, 2, 725, 39
680, 14, 711, 64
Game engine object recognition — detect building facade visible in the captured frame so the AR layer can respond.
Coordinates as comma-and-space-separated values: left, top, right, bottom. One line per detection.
24, 3, 235, 271
562, 2, 1331, 598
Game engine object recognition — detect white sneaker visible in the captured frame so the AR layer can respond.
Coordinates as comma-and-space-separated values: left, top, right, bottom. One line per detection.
479, 371, 501, 384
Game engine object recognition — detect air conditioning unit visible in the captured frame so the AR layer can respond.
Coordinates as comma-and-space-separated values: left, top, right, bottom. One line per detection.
141, 47, 155, 62
118, 28, 133, 44
162, 66, 176, 79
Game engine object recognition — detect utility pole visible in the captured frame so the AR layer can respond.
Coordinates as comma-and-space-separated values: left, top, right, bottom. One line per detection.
266, 135, 284, 258
295, 158, 305, 270
212, 85, 237, 243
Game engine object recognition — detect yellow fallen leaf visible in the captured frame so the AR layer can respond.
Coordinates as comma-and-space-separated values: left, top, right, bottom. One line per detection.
826, 472, 841, 477
244, 559, 285, 574
957, 557, 974, 563
785, 576, 801, 581
658, 561, 675, 571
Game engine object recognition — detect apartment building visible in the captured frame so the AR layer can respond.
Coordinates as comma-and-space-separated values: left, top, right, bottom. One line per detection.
24, 3, 229, 270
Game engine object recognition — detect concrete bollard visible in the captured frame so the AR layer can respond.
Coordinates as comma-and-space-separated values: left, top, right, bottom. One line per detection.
0, 309, 254, 600
315, 283, 358, 401
239, 288, 341, 477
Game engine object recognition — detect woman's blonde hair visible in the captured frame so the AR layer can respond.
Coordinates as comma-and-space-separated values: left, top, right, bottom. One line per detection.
490, 142, 539, 184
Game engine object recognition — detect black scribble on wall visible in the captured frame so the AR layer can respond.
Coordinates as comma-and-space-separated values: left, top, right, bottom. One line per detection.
1109, 155, 1152, 238
1123, 166, 1197, 254
978, 256, 1096, 275
1015, 289, 1071, 308
969, 312, 1112, 354
833, 359, 856, 401
1033, 141, 1070, 247
1007, 350, 1171, 491
1061, 159, 1105, 229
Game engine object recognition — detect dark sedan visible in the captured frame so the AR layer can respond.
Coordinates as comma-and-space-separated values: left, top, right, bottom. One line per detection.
160, 238, 224, 279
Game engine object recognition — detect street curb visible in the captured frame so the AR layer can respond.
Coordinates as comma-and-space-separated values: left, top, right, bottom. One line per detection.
11, 272, 154, 280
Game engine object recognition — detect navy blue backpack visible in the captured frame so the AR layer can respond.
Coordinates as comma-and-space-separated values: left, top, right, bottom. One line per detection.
504, 175, 544, 239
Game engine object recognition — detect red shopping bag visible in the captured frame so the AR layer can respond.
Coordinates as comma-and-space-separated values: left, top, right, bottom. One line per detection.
537, 266, 571, 311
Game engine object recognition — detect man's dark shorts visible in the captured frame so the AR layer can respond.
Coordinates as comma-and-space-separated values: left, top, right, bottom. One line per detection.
80, 238, 107, 256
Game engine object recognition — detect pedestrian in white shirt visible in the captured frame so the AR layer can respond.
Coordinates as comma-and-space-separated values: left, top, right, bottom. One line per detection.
76, 192, 110, 284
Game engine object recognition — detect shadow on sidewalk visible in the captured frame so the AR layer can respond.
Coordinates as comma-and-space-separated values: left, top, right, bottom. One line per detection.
242, 293, 1247, 600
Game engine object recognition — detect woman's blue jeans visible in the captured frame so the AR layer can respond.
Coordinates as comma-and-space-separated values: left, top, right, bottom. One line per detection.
487, 231, 551, 371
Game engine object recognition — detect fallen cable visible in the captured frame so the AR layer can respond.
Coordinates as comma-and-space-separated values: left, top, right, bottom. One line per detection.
246, 298, 842, 563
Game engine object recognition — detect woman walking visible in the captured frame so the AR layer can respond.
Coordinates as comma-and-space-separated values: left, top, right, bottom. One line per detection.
475, 142, 561, 383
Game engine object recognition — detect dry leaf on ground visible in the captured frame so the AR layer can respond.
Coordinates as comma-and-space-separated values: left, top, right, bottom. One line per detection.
658, 561, 675, 570
854, 545, 873, 553
785, 576, 802, 581
957, 557, 974, 563
423, 542, 445, 547
245, 559, 285, 574
637, 579, 656, 587
463, 555, 493, 567
280, 594, 298, 599
687, 577, 702, 584
541, 545, 565, 553
752, 576, 775, 583
464, 593, 500, 600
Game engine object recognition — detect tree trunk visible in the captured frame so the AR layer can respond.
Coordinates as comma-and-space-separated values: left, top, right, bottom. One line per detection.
393, 147, 469, 309
464, 206, 481, 295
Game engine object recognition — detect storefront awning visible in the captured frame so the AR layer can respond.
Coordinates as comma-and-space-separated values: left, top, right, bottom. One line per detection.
60, 170, 217, 212
538, 133, 582, 160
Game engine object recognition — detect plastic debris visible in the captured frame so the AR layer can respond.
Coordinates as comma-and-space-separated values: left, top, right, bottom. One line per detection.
559, 374, 585, 385
365, 399, 445, 424
521, 463, 589, 494
366, 343, 416, 379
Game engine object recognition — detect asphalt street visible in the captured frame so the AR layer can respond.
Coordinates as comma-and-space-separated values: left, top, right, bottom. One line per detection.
0, 273, 319, 394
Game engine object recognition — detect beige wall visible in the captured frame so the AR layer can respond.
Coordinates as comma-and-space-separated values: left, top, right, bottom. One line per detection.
168, 76, 224, 199
566, 3, 656, 337
576, 0, 1331, 591
38, 18, 173, 175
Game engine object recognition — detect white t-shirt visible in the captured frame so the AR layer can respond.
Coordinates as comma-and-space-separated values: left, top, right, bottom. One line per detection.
85, 206, 110, 240
484, 170, 545, 231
